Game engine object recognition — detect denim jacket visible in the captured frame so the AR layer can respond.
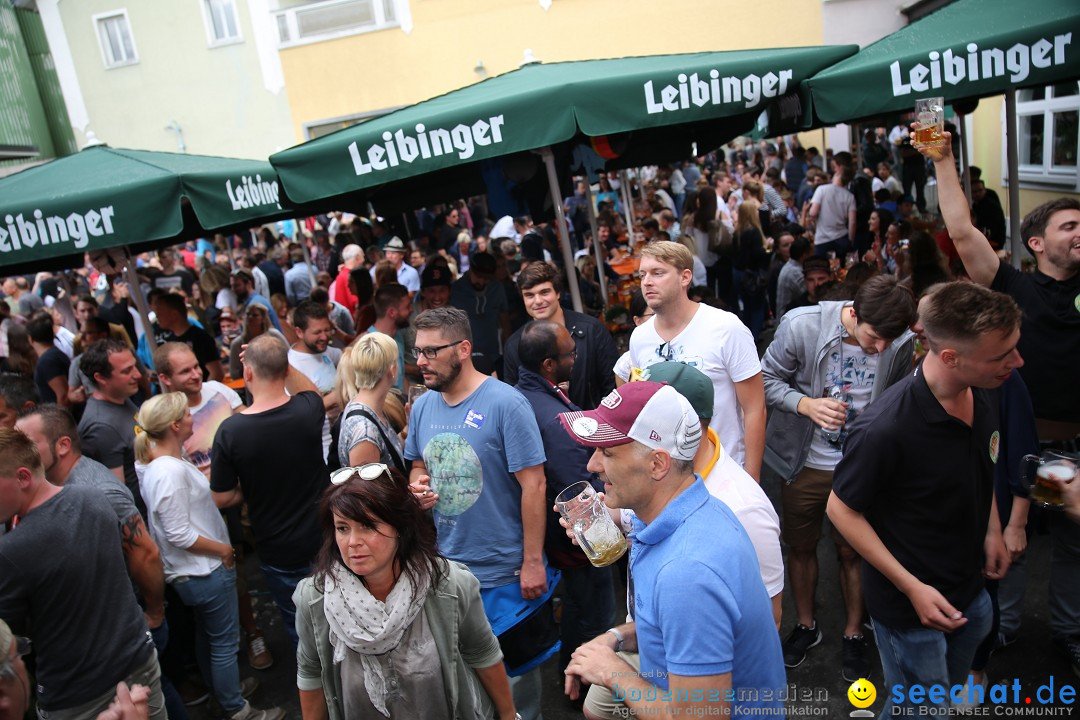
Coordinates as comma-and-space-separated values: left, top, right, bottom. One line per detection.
761, 301, 915, 482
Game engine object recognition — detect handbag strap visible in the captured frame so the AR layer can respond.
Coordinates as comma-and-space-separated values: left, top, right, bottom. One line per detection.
350, 407, 407, 473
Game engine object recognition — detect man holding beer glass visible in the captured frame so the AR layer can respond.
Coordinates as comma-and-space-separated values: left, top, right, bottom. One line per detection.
827, 282, 1018, 717
915, 122, 1080, 674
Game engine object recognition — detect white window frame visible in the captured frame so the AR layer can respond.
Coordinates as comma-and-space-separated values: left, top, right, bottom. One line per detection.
273, 0, 404, 49
1008, 82, 1080, 189
92, 9, 139, 69
200, 0, 244, 48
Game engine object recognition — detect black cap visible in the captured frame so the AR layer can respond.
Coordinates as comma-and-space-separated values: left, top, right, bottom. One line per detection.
421, 264, 451, 288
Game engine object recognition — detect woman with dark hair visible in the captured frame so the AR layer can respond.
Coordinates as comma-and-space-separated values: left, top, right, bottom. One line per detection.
349, 266, 376, 333
294, 466, 517, 720
0, 323, 36, 376
229, 304, 286, 380
901, 231, 951, 298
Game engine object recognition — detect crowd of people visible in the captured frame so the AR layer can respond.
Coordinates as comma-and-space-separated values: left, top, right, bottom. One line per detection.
0, 126, 1078, 720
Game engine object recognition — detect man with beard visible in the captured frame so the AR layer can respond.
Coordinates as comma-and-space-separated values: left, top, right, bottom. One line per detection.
502, 262, 619, 410
229, 269, 280, 331
366, 283, 413, 391
514, 321, 615, 676
405, 307, 550, 720
287, 301, 342, 462
919, 135, 1080, 671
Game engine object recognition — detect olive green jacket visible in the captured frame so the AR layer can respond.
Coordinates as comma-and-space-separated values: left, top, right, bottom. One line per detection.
293, 560, 503, 720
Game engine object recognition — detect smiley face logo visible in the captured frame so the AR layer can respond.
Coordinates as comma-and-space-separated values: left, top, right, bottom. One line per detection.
848, 678, 876, 709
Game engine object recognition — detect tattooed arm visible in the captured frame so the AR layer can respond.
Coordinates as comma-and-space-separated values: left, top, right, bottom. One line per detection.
121, 512, 166, 630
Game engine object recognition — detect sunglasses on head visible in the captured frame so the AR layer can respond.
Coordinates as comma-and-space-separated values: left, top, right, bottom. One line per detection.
330, 463, 391, 486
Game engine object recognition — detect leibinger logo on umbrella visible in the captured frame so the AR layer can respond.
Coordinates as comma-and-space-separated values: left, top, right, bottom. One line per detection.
348, 115, 506, 177
644, 68, 795, 114
0, 206, 115, 253
226, 175, 281, 211
890, 32, 1072, 96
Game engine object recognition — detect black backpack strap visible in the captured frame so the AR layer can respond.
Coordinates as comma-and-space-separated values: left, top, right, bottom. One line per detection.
349, 407, 407, 474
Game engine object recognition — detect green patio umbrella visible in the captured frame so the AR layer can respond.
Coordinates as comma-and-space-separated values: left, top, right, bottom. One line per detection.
806, 0, 1080, 124
805, 0, 1080, 264
0, 145, 309, 346
271, 45, 856, 310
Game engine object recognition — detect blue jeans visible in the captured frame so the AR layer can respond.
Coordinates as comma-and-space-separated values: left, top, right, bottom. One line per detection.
172, 565, 245, 714
872, 590, 993, 718
260, 562, 311, 649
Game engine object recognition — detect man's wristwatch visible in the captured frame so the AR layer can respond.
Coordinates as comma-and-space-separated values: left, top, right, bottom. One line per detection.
605, 627, 625, 653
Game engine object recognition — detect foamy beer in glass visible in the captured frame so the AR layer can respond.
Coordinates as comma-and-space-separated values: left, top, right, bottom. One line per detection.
555, 480, 628, 567
912, 97, 947, 149
1021, 450, 1078, 510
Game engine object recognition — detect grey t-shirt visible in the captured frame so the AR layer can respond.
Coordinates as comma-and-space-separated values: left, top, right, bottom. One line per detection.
78, 396, 142, 510
0, 486, 153, 710
340, 611, 450, 720
338, 400, 403, 469
66, 455, 140, 526
810, 183, 856, 245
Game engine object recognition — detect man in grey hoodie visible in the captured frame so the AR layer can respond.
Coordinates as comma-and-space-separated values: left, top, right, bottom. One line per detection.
761, 274, 917, 682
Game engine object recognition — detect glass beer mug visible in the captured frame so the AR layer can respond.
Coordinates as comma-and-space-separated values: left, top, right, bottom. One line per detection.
1020, 450, 1078, 510
555, 481, 628, 567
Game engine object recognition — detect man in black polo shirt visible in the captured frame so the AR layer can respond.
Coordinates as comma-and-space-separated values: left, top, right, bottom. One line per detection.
827, 282, 1018, 717
919, 135, 1080, 667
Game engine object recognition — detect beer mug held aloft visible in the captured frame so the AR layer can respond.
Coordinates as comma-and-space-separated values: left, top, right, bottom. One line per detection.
555, 480, 628, 567
1020, 450, 1079, 510
912, 97, 948, 150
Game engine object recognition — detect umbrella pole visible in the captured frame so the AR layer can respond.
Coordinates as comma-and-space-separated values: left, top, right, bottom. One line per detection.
583, 180, 608, 305
124, 247, 158, 350
958, 113, 972, 206
539, 147, 584, 314
1004, 90, 1023, 269
619, 170, 635, 239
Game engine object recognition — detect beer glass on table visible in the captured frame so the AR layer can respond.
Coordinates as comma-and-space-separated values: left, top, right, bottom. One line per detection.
555, 481, 628, 567
1020, 450, 1078, 510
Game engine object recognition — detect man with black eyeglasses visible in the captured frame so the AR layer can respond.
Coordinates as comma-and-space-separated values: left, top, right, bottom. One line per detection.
405, 307, 551, 720
760, 274, 916, 682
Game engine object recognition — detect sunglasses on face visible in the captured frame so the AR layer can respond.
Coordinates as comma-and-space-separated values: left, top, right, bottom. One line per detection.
330, 463, 391, 486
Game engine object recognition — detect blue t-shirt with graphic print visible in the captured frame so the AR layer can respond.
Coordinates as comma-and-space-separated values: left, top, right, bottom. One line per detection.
405, 378, 545, 587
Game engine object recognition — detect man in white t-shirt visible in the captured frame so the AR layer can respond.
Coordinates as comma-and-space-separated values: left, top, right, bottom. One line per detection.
154, 342, 245, 479
808, 152, 857, 258
287, 301, 342, 461
370, 236, 420, 298
760, 275, 916, 682
628, 241, 766, 480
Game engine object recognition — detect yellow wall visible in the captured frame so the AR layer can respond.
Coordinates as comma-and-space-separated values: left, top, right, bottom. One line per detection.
280, 0, 824, 141
970, 94, 1079, 221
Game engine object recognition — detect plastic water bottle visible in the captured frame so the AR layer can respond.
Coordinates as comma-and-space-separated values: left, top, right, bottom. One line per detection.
822, 384, 844, 444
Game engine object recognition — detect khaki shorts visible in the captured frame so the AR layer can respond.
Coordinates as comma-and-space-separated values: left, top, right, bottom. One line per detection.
781, 466, 851, 551
583, 651, 641, 720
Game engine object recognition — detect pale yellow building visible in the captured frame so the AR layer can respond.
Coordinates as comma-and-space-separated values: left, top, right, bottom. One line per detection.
275, 0, 825, 141
37, 0, 296, 159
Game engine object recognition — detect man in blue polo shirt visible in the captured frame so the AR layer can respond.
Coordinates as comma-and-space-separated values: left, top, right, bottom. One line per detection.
557, 382, 785, 717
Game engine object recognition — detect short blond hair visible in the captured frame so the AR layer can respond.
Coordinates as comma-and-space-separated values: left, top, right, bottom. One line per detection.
640, 241, 694, 274
341, 332, 399, 395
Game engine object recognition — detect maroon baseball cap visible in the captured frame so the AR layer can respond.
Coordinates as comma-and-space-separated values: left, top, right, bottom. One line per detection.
557, 381, 701, 461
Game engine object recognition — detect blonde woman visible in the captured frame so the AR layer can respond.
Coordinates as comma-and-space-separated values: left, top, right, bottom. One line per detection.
136, 393, 284, 720
334, 333, 405, 471
733, 199, 770, 339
